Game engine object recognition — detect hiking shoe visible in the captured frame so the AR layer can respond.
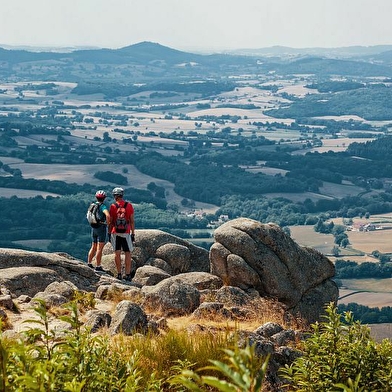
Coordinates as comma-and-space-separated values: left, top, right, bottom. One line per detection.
87, 263, 94, 269
95, 266, 104, 272
124, 274, 132, 282
117, 273, 122, 280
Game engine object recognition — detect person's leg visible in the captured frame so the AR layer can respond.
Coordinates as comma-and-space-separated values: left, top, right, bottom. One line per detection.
123, 234, 133, 280
88, 230, 98, 267
95, 226, 107, 269
124, 251, 131, 275
114, 250, 122, 277
95, 242, 105, 268
87, 242, 97, 267
114, 234, 122, 278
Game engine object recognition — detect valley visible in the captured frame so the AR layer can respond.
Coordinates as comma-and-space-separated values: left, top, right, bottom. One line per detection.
0, 42, 392, 317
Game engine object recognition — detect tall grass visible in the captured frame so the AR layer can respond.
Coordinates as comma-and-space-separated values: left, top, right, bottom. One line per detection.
1, 297, 267, 391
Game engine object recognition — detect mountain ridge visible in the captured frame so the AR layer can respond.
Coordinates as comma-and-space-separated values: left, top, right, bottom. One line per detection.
1, 40, 392, 84
2, 41, 392, 59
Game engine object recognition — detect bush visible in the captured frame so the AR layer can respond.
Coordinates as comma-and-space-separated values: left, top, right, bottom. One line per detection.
280, 303, 392, 391
170, 344, 269, 391
0, 299, 241, 391
94, 171, 128, 185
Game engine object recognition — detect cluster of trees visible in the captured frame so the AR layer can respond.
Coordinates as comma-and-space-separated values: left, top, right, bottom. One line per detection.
338, 302, 392, 323
306, 80, 364, 93
72, 80, 235, 99
267, 150, 392, 180
314, 219, 349, 247
266, 84, 392, 120
2, 172, 391, 260
216, 191, 392, 227
135, 155, 306, 205
0, 171, 166, 208
189, 145, 276, 166
335, 259, 392, 279
347, 134, 392, 160
0, 194, 208, 259
94, 171, 128, 185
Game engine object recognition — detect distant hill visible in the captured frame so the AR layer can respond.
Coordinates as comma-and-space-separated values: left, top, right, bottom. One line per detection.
371, 50, 392, 65
227, 45, 392, 59
269, 56, 392, 77
1, 41, 392, 83
0, 41, 252, 67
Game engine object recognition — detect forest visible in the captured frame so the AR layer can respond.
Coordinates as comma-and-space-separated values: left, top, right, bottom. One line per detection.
266, 84, 392, 120
1, 171, 392, 260
338, 303, 392, 324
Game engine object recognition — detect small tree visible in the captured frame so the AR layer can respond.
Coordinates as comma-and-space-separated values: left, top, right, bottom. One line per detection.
280, 303, 392, 391
332, 246, 340, 257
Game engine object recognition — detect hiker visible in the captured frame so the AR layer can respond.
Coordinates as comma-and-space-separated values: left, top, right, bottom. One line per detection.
108, 187, 135, 281
87, 190, 110, 271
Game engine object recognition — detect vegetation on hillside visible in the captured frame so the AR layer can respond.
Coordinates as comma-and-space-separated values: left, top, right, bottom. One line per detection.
2, 42, 392, 317
338, 303, 392, 324
281, 304, 392, 391
266, 84, 392, 120
1, 301, 391, 391
0, 194, 208, 259
335, 260, 392, 279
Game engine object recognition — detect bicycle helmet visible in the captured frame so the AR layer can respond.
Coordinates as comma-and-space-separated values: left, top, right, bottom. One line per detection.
112, 187, 124, 197
95, 190, 106, 200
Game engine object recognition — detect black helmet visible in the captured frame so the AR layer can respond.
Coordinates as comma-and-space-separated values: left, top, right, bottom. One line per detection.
112, 187, 124, 197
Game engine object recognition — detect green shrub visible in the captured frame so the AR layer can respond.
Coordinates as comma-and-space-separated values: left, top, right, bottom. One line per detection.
0, 299, 243, 391
280, 303, 392, 391
5, 299, 391, 391
94, 170, 128, 185
169, 343, 269, 392
0, 300, 161, 391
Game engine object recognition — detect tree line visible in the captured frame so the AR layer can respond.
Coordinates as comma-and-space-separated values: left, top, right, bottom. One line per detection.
335, 259, 392, 279
0, 194, 208, 260
338, 303, 392, 324
266, 83, 392, 120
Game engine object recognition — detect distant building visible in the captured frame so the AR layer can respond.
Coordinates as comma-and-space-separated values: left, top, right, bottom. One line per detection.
348, 222, 377, 232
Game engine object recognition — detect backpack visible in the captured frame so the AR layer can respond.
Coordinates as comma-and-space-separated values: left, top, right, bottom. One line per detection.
86, 202, 104, 228
114, 202, 128, 233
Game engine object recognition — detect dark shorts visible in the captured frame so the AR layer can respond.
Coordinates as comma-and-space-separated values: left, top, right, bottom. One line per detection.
91, 225, 107, 243
111, 234, 133, 252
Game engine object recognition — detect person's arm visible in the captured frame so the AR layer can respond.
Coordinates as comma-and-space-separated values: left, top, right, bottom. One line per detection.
129, 213, 135, 235
127, 203, 135, 242
104, 209, 110, 226
107, 204, 114, 233
129, 213, 135, 243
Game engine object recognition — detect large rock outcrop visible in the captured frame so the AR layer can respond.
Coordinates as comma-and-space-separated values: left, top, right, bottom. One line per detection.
210, 218, 338, 323
0, 218, 338, 324
102, 229, 209, 276
0, 249, 99, 296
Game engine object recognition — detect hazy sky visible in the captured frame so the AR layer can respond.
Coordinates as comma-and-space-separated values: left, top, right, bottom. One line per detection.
1, 0, 392, 52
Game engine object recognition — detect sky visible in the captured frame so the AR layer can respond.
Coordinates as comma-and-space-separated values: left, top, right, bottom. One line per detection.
1, 0, 392, 53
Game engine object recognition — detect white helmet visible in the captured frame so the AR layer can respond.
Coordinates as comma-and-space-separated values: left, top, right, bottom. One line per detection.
112, 187, 124, 197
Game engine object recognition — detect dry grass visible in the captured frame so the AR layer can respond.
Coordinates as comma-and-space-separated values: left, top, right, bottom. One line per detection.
346, 230, 392, 254
339, 279, 392, 308
166, 296, 306, 334
0, 314, 14, 331
290, 225, 335, 254
340, 278, 392, 293
318, 181, 365, 199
